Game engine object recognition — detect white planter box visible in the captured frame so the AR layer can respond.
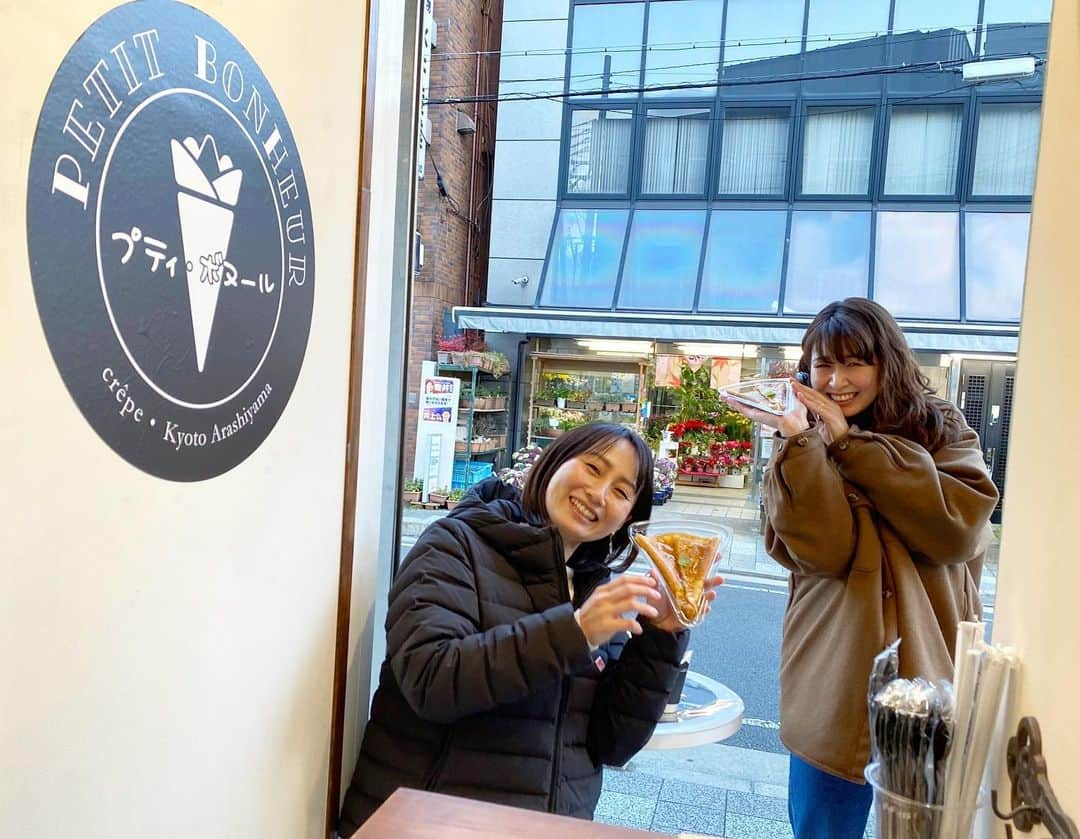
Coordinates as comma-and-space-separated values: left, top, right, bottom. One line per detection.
717, 474, 745, 489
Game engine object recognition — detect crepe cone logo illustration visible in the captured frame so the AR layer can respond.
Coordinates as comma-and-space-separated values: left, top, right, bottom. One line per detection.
171, 135, 244, 372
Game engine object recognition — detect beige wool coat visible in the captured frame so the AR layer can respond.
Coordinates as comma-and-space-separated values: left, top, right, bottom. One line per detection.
763, 404, 998, 781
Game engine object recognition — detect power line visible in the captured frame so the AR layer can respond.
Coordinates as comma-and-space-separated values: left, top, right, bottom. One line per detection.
425, 28, 1047, 96
427, 20, 1047, 62
425, 55, 1044, 107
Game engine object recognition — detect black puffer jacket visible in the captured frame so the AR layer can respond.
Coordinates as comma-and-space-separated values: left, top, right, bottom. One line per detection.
338, 479, 688, 835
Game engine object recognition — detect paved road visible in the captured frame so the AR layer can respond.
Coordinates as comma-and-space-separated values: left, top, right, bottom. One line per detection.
687, 575, 789, 755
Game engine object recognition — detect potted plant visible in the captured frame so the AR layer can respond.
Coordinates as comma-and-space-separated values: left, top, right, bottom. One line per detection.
402, 477, 423, 504
621, 398, 638, 414
496, 445, 543, 490
482, 351, 510, 377
459, 386, 474, 409
445, 488, 466, 510
547, 375, 573, 409
569, 388, 592, 410
652, 457, 677, 505
437, 334, 466, 365
428, 486, 450, 506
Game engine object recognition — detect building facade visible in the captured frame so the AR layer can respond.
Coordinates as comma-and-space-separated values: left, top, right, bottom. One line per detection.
403, 0, 502, 474
453, 0, 1050, 506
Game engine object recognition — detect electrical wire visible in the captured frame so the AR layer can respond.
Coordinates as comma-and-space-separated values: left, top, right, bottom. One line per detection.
425, 54, 1044, 106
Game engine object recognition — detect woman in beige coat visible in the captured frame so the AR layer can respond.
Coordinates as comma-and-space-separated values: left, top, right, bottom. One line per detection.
725, 298, 998, 839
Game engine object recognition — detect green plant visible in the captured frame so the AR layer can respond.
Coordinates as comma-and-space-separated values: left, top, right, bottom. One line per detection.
539, 374, 574, 401
643, 416, 667, 450
403, 478, 423, 492
448, 488, 466, 501
673, 364, 723, 425
558, 412, 588, 433
483, 351, 510, 377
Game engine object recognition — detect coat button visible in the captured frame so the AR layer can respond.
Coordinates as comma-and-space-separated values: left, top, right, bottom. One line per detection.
838, 440, 849, 450
883, 589, 894, 599
847, 493, 858, 503
797, 437, 808, 447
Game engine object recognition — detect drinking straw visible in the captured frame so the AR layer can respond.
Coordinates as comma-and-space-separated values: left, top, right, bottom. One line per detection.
938, 622, 985, 839
952, 646, 1013, 839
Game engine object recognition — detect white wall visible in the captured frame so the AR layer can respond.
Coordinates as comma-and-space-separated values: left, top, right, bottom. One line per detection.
991, 0, 1080, 833
1, 2, 367, 837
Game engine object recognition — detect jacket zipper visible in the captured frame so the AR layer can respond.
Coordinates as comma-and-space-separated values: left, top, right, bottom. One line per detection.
422, 733, 452, 792
548, 528, 571, 814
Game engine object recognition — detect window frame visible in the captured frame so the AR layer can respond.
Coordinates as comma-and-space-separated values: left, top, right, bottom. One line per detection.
636, 98, 717, 200
879, 98, 969, 202
795, 97, 883, 200
966, 95, 1043, 203
561, 102, 639, 200
714, 103, 796, 200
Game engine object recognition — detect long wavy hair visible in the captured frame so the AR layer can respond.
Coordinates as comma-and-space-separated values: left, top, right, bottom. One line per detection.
521, 423, 653, 570
798, 298, 959, 451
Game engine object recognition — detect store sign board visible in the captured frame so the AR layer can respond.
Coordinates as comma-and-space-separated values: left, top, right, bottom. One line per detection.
416, 373, 460, 494
26, 0, 315, 481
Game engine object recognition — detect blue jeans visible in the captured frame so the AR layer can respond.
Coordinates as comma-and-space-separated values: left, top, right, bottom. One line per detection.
788, 754, 872, 839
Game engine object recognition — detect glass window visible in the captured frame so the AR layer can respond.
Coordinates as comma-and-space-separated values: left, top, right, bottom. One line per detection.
644, 0, 723, 95
642, 108, 710, 194
884, 105, 963, 195
806, 0, 890, 51
723, 0, 804, 66
874, 212, 960, 318
965, 212, 1031, 321
617, 210, 707, 310
566, 109, 633, 194
893, 0, 979, 54
540, 209, 630, 308
801, 106, 875, 195
980, 0, 1051, 59
784, 211, 871, 313
718, 109, 789, 195
699, 210, 786, 312
972, 103, 1041, 196
569, 3, 645, 98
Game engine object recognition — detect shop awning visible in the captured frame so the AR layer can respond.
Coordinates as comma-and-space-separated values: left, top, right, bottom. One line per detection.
452, 307, 1020, 354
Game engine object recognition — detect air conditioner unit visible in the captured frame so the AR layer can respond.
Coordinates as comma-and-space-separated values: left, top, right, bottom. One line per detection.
962, 56, 1036, 83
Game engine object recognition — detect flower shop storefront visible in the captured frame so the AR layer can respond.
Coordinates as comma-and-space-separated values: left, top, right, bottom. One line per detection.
666, 423, 754, 490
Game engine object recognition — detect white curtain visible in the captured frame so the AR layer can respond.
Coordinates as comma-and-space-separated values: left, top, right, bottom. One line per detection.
972, 104, 1041, 195
642, 112, 709, 193
801, 108, 875, 194
718, 113, 788, 194
567, 112, 632, 193
884, 106, 962, 194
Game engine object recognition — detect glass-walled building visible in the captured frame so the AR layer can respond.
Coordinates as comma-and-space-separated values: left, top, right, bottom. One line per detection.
456, 0, 1049, 506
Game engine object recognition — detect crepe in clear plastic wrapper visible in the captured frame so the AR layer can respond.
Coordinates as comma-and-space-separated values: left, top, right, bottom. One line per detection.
719, 378, 795, 415
628, 520, 731, 628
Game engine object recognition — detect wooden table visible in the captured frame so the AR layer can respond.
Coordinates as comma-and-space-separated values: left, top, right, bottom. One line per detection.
352, 787, 656, 837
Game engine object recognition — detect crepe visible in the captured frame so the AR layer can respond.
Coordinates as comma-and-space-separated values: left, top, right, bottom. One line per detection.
633, 531, 719, 621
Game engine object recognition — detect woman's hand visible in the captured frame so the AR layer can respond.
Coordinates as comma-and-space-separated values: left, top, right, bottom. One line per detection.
791, 380, 849, 445
722, 391, 809, 438
577, 574, 662, 647
646, 571, 725, 632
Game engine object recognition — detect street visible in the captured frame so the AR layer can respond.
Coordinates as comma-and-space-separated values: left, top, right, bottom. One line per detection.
687, 574, 788, 755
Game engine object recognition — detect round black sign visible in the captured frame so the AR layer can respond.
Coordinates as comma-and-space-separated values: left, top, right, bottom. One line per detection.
27, 0, 315, 481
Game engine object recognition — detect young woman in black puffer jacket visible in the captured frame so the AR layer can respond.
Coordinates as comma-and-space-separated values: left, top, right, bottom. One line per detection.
338, 423, 722, 836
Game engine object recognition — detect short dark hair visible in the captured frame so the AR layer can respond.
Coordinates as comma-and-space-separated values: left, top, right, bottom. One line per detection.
521, 423, 653, 569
